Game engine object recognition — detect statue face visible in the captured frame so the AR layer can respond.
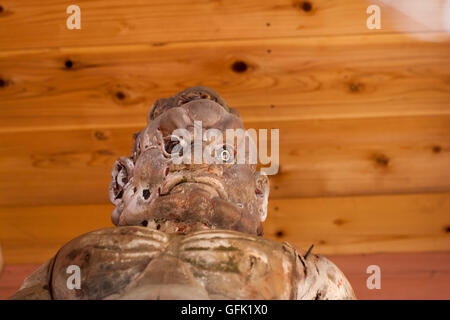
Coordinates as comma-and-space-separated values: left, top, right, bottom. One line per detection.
109, 87, 269, 235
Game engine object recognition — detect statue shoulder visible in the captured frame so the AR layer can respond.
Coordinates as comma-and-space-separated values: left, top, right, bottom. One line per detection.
297, 253, 356, 300
184, 233, 357, 300
52, 226, 170, 299
176, 230, 301, 299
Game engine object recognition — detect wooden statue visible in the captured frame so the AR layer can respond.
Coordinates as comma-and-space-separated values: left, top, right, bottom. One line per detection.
10, 87, 355, 300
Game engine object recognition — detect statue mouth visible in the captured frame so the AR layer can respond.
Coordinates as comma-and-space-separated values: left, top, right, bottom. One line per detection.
160, 172, 228, 199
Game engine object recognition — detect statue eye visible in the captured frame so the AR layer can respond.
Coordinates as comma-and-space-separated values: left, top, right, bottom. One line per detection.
215, 144, 235, 164
200, 93, 218, 103
164, 137, 184, 157
164, 139, 178, 153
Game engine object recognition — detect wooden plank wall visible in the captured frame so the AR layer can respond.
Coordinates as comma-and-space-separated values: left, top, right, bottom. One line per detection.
0, 0, 449, 299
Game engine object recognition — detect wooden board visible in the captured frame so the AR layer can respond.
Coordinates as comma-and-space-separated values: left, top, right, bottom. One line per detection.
330, 251, 450, 300
1, 30, 448, 205
0, 204, 112, 264
0, 0, 448, 51
0, 33, 449, 131
1, 251, 449, 299
264, 193, 450, 255
1, 115, 449, 206
1, 192, 449, 264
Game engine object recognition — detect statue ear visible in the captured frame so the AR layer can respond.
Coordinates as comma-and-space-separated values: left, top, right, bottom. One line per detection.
109, 157, 134, 224
254, 171, 270, 222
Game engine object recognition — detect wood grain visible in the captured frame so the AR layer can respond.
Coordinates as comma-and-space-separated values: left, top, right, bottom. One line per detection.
1, 32, 449, 205
0, 192, 448, 264
330, 251, 450, 300
264, 193, 450, 255
0, 0, 448, 51
0, 33, 449, 131
0, 204, 112, 264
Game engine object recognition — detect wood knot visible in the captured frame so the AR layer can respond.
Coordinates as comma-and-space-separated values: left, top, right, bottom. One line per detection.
293, 1, 313, 13
432, 145, 442, 154
275, 230, 284, 238
94, 130, 108, 141
349, 82, 364, 93
0, 5, 13, 17
231, 60, 248, 73
333, 218, 347, 226
372, 153, 390, 168
115, 91, 126, 100
0, 78, 7, 88
300, 1, 312, 12
65, 59, 74, 69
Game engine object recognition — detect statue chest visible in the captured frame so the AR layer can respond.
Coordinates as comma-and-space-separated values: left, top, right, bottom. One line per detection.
50, 227, 301, 300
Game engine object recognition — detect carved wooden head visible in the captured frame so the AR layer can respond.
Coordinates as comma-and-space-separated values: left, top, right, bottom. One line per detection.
109, 87, 269, 235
